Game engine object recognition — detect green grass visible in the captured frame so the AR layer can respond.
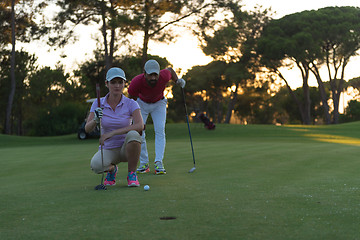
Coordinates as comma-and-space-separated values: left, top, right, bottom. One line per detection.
1, 123, 360, 240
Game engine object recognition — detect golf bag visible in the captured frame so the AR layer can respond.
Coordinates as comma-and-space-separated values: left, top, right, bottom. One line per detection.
198, 113, 215, 130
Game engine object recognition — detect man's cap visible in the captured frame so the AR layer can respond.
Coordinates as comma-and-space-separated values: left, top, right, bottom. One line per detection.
106, 67, 126, 81
144, 60, 160, 75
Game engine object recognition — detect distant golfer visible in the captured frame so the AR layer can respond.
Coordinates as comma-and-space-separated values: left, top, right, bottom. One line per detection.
128, 59, 185, 174
85, 67, 144, 187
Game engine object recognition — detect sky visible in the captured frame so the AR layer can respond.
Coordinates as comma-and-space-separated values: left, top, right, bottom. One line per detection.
21, 0, 360, 89
153, 0, 360, 89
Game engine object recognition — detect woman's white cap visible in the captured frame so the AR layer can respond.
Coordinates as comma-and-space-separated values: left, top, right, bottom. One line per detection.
106, 67, 126, 81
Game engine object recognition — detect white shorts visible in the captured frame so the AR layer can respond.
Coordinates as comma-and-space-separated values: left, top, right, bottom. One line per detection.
90, 130, 142, 174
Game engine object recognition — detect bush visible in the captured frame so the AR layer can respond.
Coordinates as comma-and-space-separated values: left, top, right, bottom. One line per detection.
25, 102, 88, 136
339, 100, 360, 123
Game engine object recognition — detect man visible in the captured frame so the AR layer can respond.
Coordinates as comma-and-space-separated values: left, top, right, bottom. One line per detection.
128, 59, 185, 174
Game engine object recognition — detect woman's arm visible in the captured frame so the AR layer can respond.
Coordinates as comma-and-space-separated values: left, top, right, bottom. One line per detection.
99, 109, 144, 145
85, 112, 98, 133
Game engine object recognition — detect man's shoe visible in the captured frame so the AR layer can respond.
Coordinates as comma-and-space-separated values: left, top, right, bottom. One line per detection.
127, 171, 140, 187
136, 163, 150, 174
104, 165, 118, 186
154, 161, 166, 175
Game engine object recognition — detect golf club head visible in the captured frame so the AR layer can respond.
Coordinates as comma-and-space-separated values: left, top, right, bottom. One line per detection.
94, 184, 107, 190
188, 167, 196, 173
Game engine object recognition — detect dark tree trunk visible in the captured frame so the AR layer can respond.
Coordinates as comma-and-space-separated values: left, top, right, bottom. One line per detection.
100, 0, 110, 70
5, 0, 16, 134
310, 66, 331, 124
142, 0, 150, 67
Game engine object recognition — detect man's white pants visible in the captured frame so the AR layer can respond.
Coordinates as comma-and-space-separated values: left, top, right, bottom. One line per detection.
137, 98, 167, 166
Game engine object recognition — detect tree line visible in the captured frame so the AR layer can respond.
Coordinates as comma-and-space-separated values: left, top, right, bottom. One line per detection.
1, 1, 360, 136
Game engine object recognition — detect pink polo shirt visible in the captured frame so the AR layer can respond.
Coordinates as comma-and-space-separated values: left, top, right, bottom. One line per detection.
128, 69, 172, 103
90, 93, 140, 150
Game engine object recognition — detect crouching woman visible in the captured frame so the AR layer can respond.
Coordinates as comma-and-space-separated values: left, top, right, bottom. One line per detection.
85, 67, 144, 187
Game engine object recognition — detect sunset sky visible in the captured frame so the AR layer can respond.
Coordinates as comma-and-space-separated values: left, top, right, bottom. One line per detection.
21, 0, 360, 89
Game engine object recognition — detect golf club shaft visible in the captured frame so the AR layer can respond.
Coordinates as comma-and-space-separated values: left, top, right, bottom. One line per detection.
181, 88, 196, 167
99, 122, 105, 184
96, 83, 105, 185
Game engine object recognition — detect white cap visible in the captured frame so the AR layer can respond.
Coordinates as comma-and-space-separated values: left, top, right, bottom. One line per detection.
144, 60, 160, 75
106, 67, 126, 81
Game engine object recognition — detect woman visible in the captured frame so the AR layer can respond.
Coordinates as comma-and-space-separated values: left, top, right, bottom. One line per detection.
85, 67, 144, 187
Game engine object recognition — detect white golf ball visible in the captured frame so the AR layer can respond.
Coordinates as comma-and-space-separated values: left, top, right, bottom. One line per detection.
144, 185, 150, 191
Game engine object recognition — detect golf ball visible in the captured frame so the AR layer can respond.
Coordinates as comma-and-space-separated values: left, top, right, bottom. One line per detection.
144, 185, 150, 191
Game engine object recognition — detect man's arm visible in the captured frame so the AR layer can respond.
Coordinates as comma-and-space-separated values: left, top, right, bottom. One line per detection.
166, 67, 186, 88
166, 67, 179, 82
127, 78, 138, 100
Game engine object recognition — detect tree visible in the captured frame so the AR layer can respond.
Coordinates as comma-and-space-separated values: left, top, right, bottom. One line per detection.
258, 7, 360, 124
340, 100, 360, 123
0, 50, 90, 136
51, 0, 210, 70
6, 0, 16, 134
257, 11, 321, 124
24, 66, 90, 136
233, 80, 274, 124
0, 50, 37, 134
0, 0, 45, 46
1, 0, 48, 134
271, 86, 325, 124
51, 0, 130, 70
195, 0, 272, 123
136, 0, 210, 66
180, 61, 233, 123
310, 7, 360, 124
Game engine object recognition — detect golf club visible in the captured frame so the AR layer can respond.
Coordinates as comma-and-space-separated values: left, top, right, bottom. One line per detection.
181, 88, 196, 173
94, 83, 107, 190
